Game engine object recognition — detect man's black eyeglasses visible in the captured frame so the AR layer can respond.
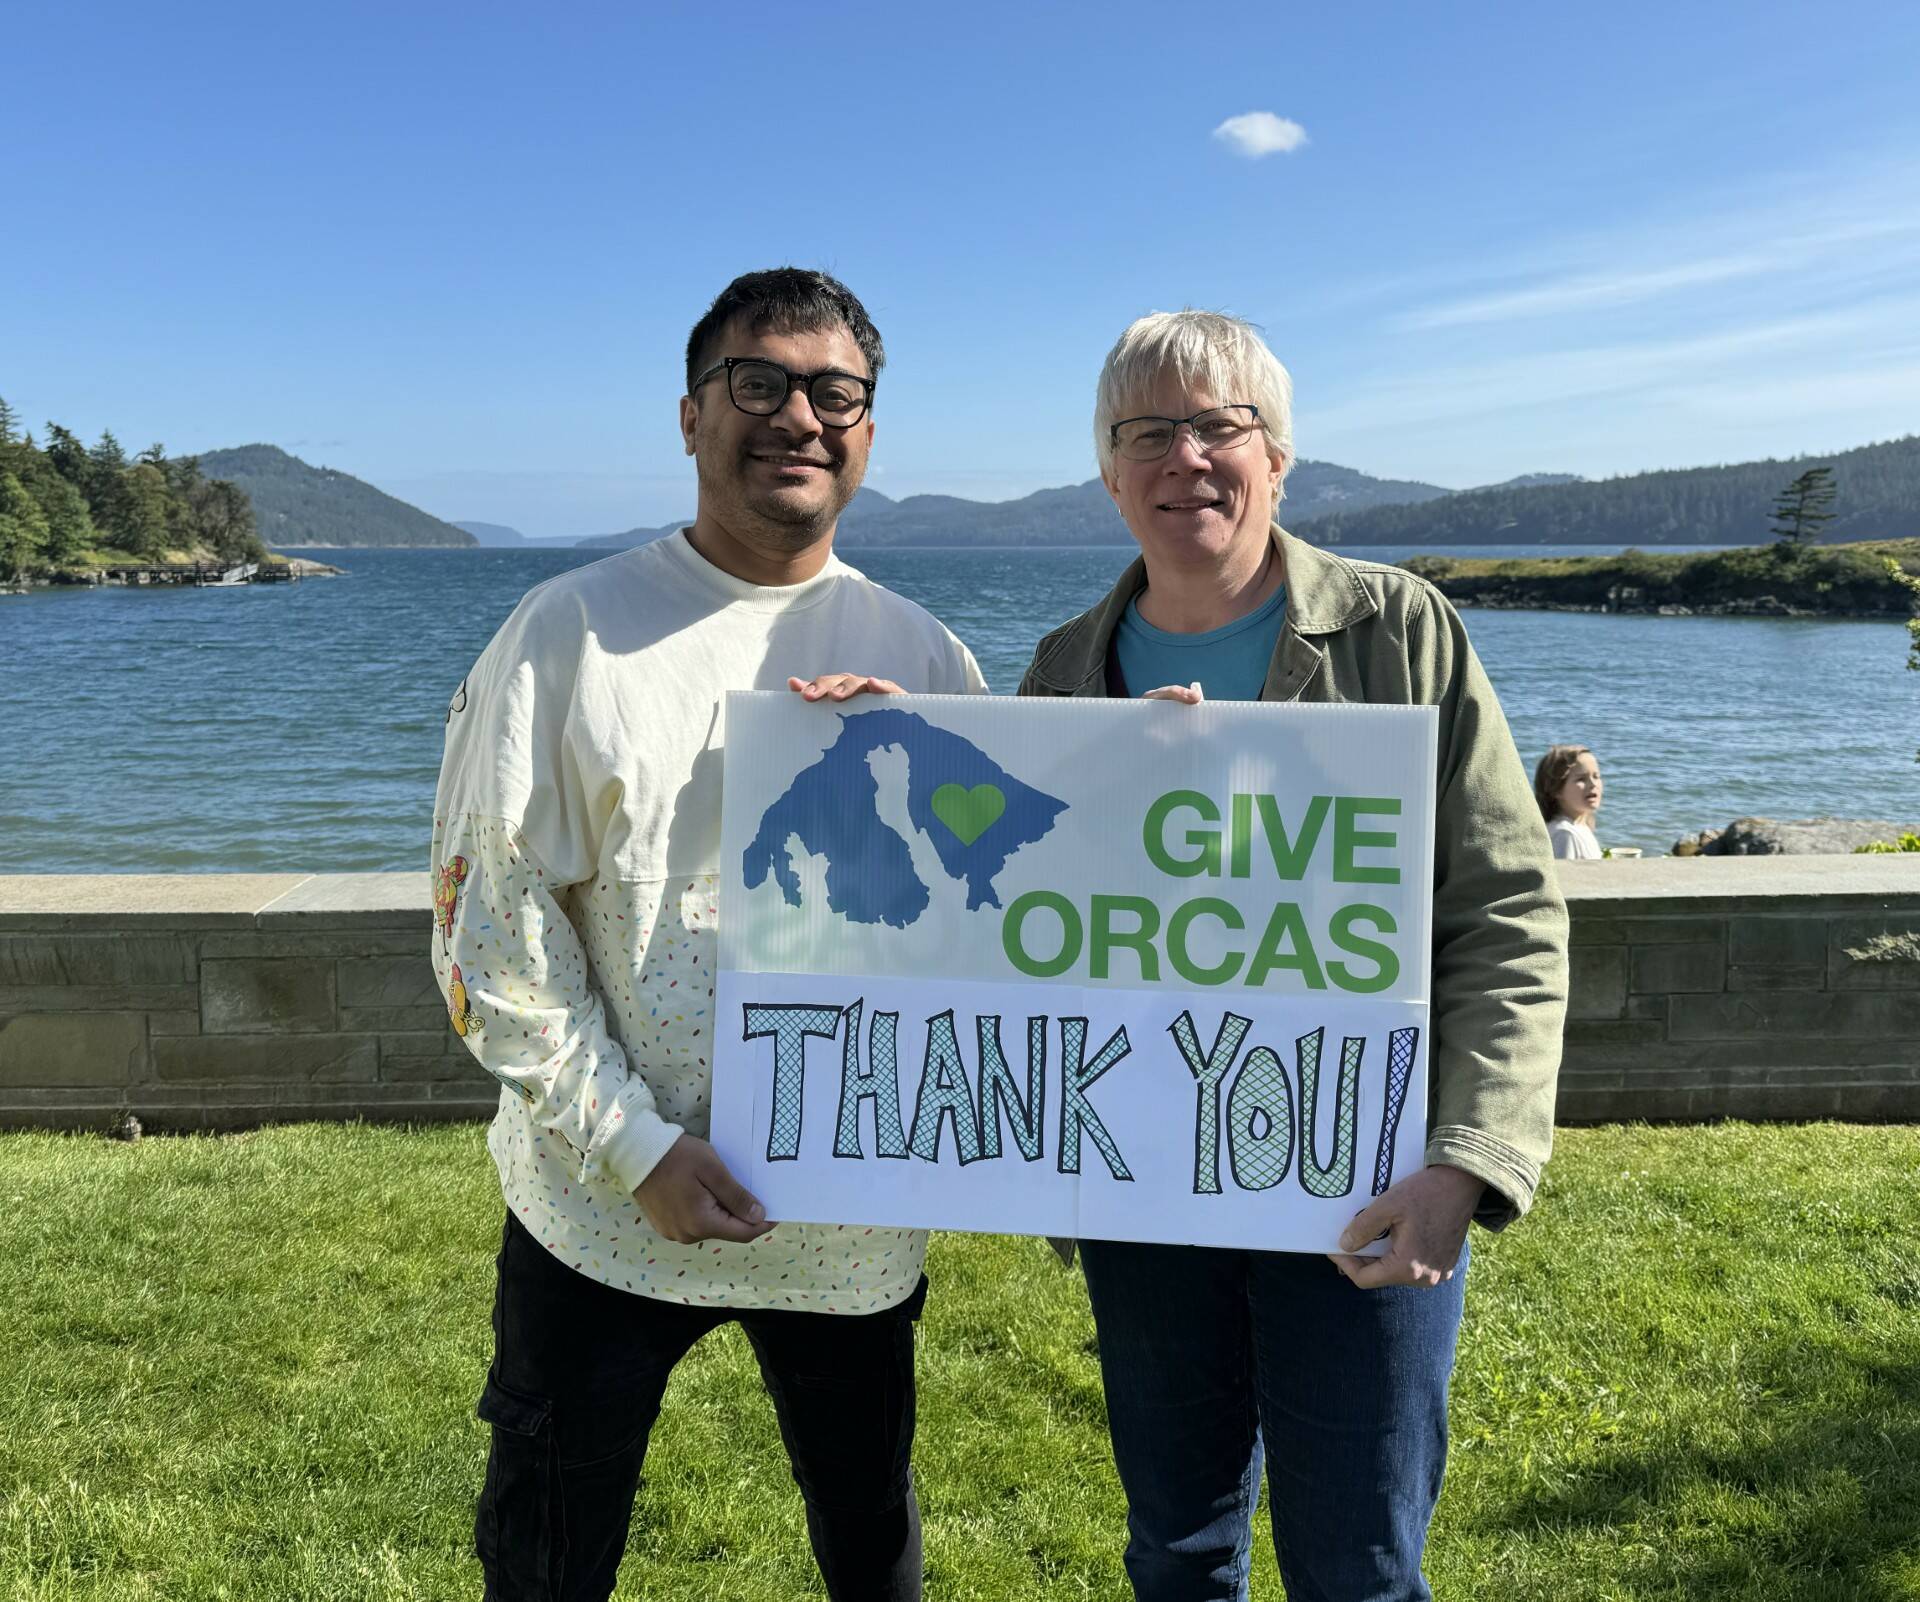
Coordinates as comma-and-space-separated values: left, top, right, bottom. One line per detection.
691, 358, 875, 427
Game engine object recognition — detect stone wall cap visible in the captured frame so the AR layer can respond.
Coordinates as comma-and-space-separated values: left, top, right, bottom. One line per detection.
0, 874, 315, 929
1558, 854, 1920, 910
258, 873, 432, 926
3, 862, 1913, 930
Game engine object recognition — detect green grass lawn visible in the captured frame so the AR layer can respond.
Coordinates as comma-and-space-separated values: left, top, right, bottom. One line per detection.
2, 1123, 1917, 1600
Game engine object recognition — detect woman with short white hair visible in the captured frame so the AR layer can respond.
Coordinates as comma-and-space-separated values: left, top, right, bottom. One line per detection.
1017, 309, 1569, 1601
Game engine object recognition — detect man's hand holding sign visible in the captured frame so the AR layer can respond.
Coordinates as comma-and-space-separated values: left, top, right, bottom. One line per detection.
632, 1133, 773, 1246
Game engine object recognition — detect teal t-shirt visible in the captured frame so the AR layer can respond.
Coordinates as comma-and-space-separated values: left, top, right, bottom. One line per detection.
1113, 584, 1288, 701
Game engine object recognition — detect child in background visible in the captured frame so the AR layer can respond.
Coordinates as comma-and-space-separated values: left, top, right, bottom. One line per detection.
1535, 744, 1604, 860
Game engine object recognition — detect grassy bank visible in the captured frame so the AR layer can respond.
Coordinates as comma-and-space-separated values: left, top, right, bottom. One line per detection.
2, 1123, 1917, 1600
1401, 537, 1920, 617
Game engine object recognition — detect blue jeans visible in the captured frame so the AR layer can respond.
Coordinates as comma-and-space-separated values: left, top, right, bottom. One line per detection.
1078, 1238, 1467, 1602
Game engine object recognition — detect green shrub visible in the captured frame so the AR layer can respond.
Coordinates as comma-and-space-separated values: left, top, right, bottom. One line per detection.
1855, 832, 1920, 853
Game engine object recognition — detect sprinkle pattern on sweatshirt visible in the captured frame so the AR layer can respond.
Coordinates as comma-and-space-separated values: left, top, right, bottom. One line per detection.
431, 532, 986, 1311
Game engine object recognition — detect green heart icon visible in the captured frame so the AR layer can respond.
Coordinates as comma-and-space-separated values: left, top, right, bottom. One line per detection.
931, 782, 1005, 846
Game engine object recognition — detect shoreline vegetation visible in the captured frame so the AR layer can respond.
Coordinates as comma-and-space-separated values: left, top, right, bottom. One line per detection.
1401, 537, 1920, 619
0, 399, 277, 584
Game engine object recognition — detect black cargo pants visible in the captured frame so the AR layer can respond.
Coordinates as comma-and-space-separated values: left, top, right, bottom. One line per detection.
475, 1210, 925, 1601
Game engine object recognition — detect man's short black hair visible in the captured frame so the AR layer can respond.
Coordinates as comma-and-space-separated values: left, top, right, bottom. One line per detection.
685, 268, 885, 395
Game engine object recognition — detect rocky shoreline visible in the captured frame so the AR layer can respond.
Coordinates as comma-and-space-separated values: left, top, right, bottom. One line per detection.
1450, 592, 1893, 619
1671, 816, 1920, 856
1404, 538, 1920, 621
5, 555, 346, 589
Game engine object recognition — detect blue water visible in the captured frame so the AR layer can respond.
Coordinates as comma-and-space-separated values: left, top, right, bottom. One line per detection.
2, 543, 1915, 871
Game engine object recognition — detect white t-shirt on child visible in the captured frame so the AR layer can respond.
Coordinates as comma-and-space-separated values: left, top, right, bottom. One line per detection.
1547, 816, 1602, 860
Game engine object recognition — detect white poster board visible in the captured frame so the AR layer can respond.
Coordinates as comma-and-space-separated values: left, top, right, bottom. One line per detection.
711, 694, 1437, 1253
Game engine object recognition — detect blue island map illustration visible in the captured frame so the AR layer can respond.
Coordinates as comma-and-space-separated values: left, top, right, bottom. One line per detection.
743, 708, 1069, 929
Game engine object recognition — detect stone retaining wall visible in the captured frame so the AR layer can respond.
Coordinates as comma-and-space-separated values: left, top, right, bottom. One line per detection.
1555, 856, 1920, 1121
0, 874, 490, 1130
1, 861, 1916, 1132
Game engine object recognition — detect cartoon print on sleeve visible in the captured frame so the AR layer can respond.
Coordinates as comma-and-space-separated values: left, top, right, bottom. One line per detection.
434, 854, 471, 941
448, 962, 485, 1038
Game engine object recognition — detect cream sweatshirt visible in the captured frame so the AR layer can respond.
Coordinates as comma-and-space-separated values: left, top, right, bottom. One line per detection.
431, 531, 985, 1309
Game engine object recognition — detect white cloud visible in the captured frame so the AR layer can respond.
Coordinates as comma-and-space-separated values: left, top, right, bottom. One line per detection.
1212, 112, 1308, 159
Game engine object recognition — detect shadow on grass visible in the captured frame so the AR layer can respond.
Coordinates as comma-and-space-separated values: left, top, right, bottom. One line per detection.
1501, 1347, 1920, 1599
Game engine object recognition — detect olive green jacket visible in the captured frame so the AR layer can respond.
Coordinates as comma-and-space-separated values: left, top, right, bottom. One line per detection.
1016, 525, 1568, 1228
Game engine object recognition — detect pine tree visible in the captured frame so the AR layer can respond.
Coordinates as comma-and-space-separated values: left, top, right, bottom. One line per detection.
83, 431, 134, 539
30, 469, 94, 565
1769, 466, 1838, 549
0, 471, 51, 576
117, 462, 173, 560
191, 477, 262, 563
44, 424, 89, 488
0, 397, 17, 446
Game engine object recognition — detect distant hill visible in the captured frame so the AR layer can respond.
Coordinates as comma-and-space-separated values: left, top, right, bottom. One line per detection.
827, 462, 1453, 547
453, 520, 581, 547
1288, 460, 1453, 519
572, 460, 1453, 551
453, 520, 530, 546
1302, 436, 1920, 546
1471, 472, 1584, 492
576, 518, 689, 551
198, 446, 476, 548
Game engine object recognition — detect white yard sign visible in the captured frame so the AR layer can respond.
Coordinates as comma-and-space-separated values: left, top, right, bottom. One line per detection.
711, 693, 1437, 1253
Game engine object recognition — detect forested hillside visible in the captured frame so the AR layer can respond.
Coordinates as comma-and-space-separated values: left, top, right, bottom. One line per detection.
1303, 436, 1920, 546
198, 446, 476, 548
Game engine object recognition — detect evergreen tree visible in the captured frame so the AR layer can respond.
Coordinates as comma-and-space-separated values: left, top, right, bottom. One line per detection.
0, 471, 51, 576
117, 462, 173, 560
28, 467, 94, 564
1768, 466, 1838, 549
84, 432, 134, 538
189, 476, 262, 562
44, 424, 89, 489
0, 397, 17, 446
88, 430, 129, 502
90, 429, 128, 472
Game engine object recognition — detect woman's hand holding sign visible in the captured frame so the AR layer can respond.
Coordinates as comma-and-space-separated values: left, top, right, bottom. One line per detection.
1140, 682, 1205, 705
1329, 1163, 1485, 1289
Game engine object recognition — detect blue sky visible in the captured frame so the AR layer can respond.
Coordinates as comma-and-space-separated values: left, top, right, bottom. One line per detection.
5, 1, 1919, 536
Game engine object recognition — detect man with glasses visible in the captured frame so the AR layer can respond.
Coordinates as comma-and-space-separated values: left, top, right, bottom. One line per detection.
433, 268, 984, 1601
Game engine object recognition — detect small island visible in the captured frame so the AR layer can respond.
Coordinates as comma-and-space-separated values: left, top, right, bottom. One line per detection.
1401, 538, 1920, 619
0, 400, 337, 588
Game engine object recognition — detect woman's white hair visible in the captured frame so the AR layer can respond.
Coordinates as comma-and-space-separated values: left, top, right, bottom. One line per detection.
1093, 310, 1294, 501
